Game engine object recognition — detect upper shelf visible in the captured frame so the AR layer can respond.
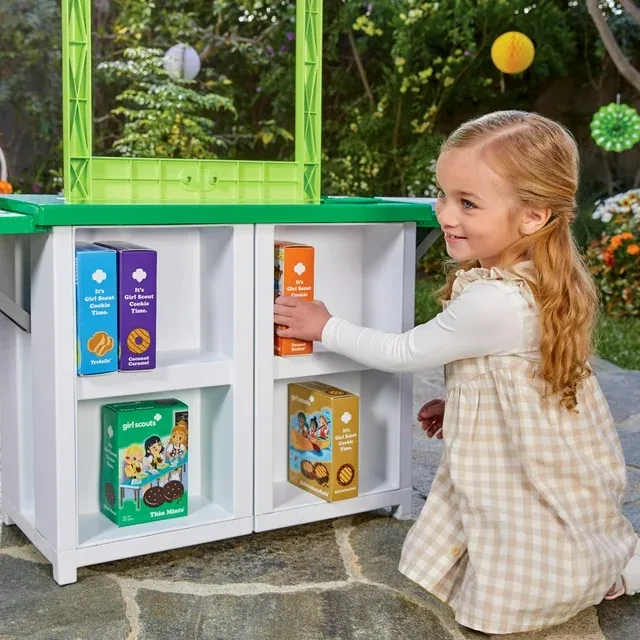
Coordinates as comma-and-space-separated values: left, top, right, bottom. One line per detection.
274, 345, 369, 380
76, 349, 232, 401
0, 195, 436, 230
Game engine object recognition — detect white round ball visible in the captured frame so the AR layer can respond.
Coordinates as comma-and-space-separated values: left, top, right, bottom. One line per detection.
163, 44, 201, 80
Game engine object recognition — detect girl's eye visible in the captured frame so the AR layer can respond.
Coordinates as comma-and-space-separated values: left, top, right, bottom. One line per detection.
461, 199, 476, 210
436, 189, 445, 199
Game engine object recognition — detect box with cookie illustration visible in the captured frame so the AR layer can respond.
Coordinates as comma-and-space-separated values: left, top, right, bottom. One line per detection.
100, 398, 189, 527
95, 240, 157, 371
288, 381, 359, 502
274, 241, 314, 356
75, 242, 119, 375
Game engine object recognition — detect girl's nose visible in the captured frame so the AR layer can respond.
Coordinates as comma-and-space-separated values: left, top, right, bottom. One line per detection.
435, 201, 457, 229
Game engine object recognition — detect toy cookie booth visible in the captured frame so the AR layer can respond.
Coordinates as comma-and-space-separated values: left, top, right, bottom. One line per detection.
0, 0, 436, 585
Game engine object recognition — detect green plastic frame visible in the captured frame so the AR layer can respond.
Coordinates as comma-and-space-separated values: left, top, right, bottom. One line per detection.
62, 0, 322, 204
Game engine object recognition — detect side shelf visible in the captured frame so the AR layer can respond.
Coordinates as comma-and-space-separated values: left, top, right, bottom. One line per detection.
0, 224, 255, 582
254, 222, 416, 531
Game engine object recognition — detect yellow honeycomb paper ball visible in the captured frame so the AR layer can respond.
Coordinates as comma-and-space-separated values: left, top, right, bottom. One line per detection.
491, 31, 535, 74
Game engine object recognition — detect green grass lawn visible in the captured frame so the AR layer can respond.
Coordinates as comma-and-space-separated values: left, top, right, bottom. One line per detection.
415, 278, 640, 370
595, 315, 640, 370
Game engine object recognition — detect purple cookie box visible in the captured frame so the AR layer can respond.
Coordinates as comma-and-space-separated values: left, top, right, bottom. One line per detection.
95, 241, 157, 371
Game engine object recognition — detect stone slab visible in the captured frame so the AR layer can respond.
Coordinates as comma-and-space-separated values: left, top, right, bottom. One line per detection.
0, 522, 33, 548
135, 582, 462, 640
90, 520, 347, 585
595, 371, 640, 424
595, 594, 640, 640
0, 555, 127, 639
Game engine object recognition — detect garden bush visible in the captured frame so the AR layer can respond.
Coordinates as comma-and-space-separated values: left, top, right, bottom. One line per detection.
586, 189, 640, 318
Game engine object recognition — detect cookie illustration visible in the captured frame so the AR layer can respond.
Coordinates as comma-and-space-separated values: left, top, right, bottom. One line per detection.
313, 462, 329, 485
87, 331, 114, 357
162, 480, 185, 503
127, 328, 151, 354
104, 481, 116, 506
337, 464, 355, 487
143, 485, 165, 508
301, 460, 315, 479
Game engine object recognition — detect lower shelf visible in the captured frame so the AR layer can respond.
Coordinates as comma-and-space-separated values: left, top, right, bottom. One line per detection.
273, 472, 398, 511
78, 494, 234, 548
255, 483, 411, 532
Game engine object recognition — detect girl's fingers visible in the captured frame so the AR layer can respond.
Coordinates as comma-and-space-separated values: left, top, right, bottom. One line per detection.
273, 304, 296, 317
423, 418, 443, 438
422, 405, 444, 420
419, 400, 440, 415
274, 314, 293, 325
421, 418, 441, 434
417, 399, 444, 421
274, 296, 298, 307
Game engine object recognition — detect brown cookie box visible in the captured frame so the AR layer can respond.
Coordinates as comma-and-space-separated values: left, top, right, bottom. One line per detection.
288, 381, 359, 503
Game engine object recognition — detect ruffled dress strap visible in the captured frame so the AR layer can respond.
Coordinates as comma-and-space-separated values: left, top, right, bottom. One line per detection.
449, 261, 537, 308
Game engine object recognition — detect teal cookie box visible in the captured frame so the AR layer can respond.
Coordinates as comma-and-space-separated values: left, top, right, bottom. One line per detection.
75, 242, 118, 375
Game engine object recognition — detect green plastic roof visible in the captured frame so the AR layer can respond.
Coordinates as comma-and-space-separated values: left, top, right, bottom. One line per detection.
0, 195, 436, 232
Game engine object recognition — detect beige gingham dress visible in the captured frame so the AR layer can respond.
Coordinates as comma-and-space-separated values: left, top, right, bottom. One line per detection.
398, 265, 637, 635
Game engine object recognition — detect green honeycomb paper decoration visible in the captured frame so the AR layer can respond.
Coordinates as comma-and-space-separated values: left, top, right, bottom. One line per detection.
61, 0, 322, 204
590, 103, 640, 153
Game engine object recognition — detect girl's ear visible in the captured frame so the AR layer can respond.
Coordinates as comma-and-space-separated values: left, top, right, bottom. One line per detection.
521, 206, 552, 236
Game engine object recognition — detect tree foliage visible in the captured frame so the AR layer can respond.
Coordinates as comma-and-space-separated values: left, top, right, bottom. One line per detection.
0, 0, 62, 192
97, 47, 237, 158
0, 0, 637, 206
587, 0, 640, 93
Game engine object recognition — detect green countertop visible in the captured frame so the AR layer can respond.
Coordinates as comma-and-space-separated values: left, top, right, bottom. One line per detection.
0, 195, 436, 233
0, 210, 39, 234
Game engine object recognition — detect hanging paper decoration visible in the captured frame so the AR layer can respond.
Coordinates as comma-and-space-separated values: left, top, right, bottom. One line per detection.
162, 44, 201, 81
590, 103, 640, 153
490, 31, 535, 74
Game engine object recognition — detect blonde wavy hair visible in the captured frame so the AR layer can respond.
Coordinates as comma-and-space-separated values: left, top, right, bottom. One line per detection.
436, 110, 599, 412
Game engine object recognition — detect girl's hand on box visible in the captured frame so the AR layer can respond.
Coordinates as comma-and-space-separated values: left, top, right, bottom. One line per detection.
274, 296, 331, 342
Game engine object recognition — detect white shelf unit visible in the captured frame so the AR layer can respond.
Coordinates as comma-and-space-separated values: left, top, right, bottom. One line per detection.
254, 222, 416, 531
0, 224, 254, 584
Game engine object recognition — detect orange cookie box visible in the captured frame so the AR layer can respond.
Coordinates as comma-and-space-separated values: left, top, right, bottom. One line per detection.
274, 241, 315, 356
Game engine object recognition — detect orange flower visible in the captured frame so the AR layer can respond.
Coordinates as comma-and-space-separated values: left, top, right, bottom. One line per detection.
628, 244, 640, 255
620, 232, 634, 241
603, 249, 615, 266
609, 235, 623, 250
0, 180, 12, 194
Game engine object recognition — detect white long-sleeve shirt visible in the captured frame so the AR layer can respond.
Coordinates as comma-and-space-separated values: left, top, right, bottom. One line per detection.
321, 279, 538, 373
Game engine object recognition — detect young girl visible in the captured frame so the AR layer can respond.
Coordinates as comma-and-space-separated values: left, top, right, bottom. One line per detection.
273, 110, 640, 635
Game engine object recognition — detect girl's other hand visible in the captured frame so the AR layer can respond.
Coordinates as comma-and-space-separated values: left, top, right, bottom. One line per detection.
274, 296, 332, 342
418, 399, 445, 439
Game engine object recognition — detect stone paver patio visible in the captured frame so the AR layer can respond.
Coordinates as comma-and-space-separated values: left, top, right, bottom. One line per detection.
1, 360, 639, 639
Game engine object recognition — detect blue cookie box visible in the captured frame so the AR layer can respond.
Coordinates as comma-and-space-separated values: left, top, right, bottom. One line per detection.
75, 242, 119, 375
